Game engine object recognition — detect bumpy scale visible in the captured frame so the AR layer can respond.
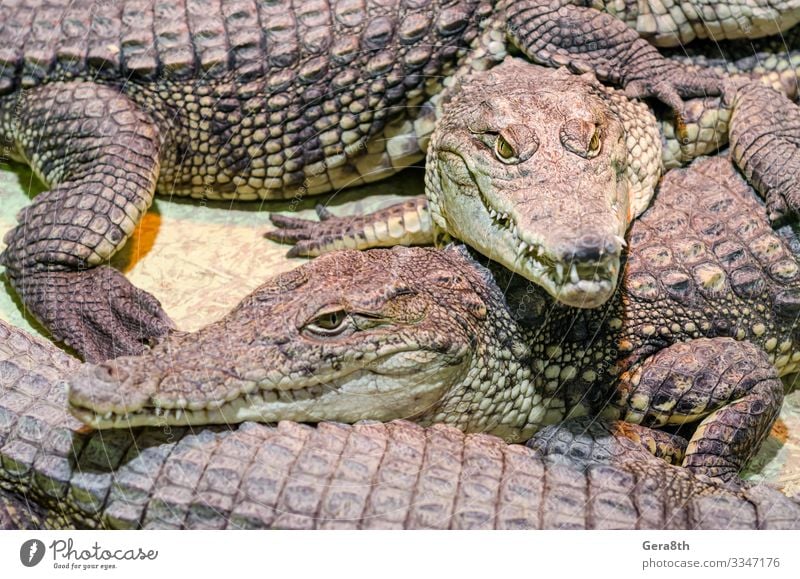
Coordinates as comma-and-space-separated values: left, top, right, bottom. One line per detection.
267, 57, 800, 308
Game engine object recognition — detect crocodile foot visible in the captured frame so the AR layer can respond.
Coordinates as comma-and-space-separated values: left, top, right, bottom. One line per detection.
10, 266, 174, 362
266, 198, 433, 257
624, 61, 725, 119
265, 205, 353, 257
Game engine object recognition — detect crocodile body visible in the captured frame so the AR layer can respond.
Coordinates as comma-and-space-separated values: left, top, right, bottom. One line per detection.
69, 155, 800, 482
595, 0, 800, 47
0, 0, 778, 361
2, 320, 800, 530
0, 0, 490, 199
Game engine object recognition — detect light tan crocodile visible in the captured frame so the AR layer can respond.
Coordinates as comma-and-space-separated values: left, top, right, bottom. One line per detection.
3, 318, 800, 529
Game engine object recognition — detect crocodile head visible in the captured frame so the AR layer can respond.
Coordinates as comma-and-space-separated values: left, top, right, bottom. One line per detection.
427, 60, 631, 308
68, 246, 523, 430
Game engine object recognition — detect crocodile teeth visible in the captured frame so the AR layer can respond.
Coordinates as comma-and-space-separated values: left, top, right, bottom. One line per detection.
519, 240, 528, 254
293, 389, 311, 401
555, 263, 564, 283
615, 235, 627, 248
570, 264, 579, 284
175, 409, 183, 421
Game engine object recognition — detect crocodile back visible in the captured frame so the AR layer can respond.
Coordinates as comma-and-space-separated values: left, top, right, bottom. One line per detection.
0, 0, 491, 198
0, 0, 486, 92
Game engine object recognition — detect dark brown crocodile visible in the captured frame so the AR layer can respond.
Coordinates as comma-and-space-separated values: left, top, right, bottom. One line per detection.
68, 155, 800, 484
2, 318, 800, 529
0, 0, 762, 362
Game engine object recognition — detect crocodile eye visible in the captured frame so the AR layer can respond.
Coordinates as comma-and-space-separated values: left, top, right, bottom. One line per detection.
561, 119, 603, 159
588, 128, 601, 156
494, 135, 515, 162
304, 310, 352, 337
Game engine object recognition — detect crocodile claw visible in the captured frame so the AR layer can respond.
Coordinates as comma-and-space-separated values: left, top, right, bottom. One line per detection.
624, 64, 725, 119
265, 207, 363, 258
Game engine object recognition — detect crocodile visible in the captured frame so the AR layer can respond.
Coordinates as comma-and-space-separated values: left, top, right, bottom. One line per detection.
267, 57, 800, 309
2, 319, 800, 529
68, 155, 800, 482
2, 0, 786, 362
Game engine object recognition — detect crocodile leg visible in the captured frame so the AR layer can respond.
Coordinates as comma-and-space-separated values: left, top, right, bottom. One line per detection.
615, 338, 785, 482
729, 80, 800, 225
0, 82, 172, 362
265, 197, 434, 257
529, 418, 687, 469
662, 79, 800, 227
502, 0, 724, 115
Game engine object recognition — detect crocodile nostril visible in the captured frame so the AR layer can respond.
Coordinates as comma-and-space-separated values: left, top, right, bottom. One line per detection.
568, 234, 620, 262
93, 362, 128, 383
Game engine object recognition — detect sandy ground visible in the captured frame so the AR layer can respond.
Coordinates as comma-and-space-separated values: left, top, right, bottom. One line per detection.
1, 161, 799, 496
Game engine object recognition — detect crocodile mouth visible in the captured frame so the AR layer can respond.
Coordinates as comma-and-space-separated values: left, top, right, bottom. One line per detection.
68, 348, 467, 429
481, 192, 621, 308
69, 380, 333, 428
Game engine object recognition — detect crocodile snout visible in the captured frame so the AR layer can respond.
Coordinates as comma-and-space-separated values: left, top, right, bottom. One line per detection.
67, 359, 154, 419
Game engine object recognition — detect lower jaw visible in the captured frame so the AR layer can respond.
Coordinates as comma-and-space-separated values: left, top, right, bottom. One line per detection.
502, 255, 618, 308
491, 241, 620, 308
549, 278, 617, 308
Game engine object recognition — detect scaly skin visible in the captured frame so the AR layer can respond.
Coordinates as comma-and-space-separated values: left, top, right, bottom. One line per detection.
70, 156, 800, 481
2, 320, 799, 529
0, 492, 43, 530
665, 25, 800, 99
0, 0, 737, 360
269, 60, 662, 309
594, 0, 800, 47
